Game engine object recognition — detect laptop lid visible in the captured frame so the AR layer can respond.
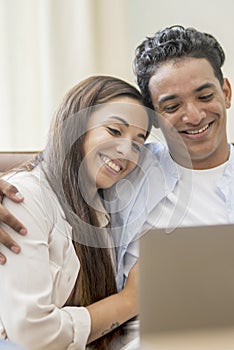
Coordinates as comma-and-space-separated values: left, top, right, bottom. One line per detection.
139, 224, 234, 341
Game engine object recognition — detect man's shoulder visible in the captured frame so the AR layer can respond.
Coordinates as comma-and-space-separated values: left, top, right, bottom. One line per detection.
230, 143, 234, 157
144, 141, 167, 155
139, 141, 172, 170
140, 141, 167, 163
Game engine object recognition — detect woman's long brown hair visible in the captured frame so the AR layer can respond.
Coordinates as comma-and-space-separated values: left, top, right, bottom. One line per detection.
23, 76, 151, 349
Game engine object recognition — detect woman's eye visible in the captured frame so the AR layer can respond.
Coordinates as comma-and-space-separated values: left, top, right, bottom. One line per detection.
107, 127, 121, 136
132, 141, 141, 152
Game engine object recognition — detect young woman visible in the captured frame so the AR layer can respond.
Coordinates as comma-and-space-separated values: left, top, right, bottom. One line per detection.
0, 75, 152, 350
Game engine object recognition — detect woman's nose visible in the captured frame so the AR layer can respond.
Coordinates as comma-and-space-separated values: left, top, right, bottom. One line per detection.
115, 139, 133, 158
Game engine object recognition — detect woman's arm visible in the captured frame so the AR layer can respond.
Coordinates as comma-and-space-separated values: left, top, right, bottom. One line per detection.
0, 174, 138, 350
0, 179, 27, 264
87, 262, 138, 343
0, 176, 90, 350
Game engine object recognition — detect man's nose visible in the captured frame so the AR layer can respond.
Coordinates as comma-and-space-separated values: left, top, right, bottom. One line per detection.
182, 103, 206, 124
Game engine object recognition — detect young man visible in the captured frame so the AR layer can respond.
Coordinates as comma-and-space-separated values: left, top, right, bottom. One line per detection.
115, 25, 234, 229
105, 25, 234, 288
133, 25, 234, 229
0, 26, 234, 272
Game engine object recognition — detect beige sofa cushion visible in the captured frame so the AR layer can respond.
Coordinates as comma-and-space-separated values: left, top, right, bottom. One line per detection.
0, 152, 38, 174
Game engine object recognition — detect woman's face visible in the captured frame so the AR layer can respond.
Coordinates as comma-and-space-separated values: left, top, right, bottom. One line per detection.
83, 96, 149, 189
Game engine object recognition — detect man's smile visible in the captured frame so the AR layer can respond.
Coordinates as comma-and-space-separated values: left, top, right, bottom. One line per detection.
180, 121, 215, 139
184, 123, 210, 135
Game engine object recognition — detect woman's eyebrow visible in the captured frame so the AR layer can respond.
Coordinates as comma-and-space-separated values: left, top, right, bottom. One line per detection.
138, 133, 147, 141
109, 116, 129, 127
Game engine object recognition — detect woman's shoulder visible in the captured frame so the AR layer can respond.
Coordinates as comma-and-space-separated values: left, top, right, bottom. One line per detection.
2, 167, 69, 239
2, 167, 60, 220
3, 167, 53, 197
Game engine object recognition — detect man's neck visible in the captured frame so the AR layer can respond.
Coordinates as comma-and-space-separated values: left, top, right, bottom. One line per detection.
170, 145, 230, 170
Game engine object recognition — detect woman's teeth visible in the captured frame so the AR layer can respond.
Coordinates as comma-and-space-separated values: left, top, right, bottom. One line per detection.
186, 124, 209, 135
102, 156, 121, 172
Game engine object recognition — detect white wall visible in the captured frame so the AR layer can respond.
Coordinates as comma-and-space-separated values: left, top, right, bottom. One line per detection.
0, 0, 132, 151
1, 0, 234, 150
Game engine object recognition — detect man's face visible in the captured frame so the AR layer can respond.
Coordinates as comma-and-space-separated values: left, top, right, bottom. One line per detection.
149, 57, 232, 169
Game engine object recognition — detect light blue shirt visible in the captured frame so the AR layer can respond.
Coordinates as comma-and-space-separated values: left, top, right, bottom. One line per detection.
0, 340, 27, 350
104, 142, 234, 291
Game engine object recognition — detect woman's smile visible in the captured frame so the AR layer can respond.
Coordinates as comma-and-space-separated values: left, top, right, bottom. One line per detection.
100, 154, 123, 174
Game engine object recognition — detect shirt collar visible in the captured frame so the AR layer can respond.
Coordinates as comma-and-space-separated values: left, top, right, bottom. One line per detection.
94, 195, 110, 228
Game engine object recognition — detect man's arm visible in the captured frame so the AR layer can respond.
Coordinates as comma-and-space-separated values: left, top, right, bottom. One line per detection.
0, 179, 27, 264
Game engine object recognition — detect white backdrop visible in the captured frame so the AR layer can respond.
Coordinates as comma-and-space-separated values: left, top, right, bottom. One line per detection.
0, 0, 132, 150
0, 0, 234, 150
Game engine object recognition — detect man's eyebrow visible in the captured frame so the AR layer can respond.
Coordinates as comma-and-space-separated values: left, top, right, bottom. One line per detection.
158, 83, 216, 106
195, 82, 216, 92
109, 116, 146, 141
158, 94, 178, 105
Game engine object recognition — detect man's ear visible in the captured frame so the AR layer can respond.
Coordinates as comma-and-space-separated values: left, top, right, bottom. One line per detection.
223, 78, 232, 109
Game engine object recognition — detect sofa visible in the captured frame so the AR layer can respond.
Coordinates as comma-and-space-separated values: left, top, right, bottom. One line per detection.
0, 152, 38, 173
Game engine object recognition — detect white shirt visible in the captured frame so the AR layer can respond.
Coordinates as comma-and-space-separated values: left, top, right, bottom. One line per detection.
147, 161, 229, 229
106, 142, 234, 290
0, 168, 91, 350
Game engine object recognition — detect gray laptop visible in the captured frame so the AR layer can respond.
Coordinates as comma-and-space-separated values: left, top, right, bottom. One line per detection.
139, 224, 234, 349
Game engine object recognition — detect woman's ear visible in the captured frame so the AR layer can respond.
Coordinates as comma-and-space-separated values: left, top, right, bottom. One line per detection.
153, 113, 159, 128
223, 78, 232, 109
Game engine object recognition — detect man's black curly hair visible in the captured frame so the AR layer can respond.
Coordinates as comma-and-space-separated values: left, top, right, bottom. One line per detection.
134, 25, 225, 110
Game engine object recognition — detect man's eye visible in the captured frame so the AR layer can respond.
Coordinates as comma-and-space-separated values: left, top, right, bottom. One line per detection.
107, 127, 121, 136
199, 93, 213, 101
164, 104, 180, 113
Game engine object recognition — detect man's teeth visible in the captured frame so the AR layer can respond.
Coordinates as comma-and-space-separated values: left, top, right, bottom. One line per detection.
186, 124, 209, 135
102, 156, 121, 172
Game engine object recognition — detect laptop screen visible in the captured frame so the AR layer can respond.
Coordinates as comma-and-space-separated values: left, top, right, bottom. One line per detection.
139, 224, 234, 339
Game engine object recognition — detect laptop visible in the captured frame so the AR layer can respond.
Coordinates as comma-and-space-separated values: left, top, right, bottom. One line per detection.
139, 224, 234, 349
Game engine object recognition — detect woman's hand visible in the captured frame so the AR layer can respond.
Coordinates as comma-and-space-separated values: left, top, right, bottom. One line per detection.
0, 179, 27, 264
